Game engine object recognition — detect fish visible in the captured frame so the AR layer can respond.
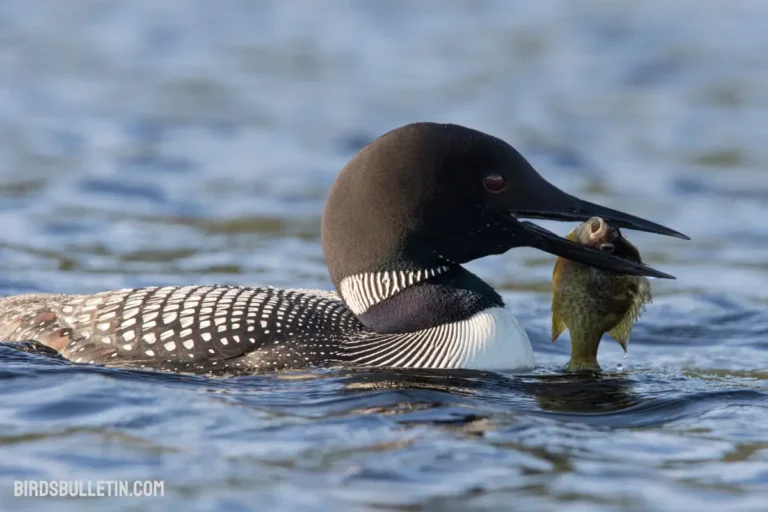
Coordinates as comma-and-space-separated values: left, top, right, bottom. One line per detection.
551, 217, 652, 371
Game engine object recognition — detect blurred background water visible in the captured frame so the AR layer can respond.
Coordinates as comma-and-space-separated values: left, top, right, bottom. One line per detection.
0, 0, 767, 510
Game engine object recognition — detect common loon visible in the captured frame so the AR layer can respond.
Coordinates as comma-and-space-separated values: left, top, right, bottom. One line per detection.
0, 123, 687, 374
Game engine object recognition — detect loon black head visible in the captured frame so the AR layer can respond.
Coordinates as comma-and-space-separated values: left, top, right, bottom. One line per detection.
322, 122, 687, 292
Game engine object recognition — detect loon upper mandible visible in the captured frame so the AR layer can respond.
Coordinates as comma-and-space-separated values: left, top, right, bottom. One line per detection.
0, 123, 688, 374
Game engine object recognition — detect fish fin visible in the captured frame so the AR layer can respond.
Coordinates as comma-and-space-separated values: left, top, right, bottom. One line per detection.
552, 313, 566, 342
607, 317, 632, 352
551, 294, 566, 342
608, 277, 652, 352
551, 257, 567, 343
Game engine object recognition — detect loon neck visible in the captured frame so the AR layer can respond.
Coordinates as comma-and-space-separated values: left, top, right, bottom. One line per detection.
339, 263, 455, 316
340, 265, 504, 334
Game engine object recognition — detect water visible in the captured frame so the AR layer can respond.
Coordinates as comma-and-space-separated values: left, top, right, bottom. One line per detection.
1, 1, 767, 510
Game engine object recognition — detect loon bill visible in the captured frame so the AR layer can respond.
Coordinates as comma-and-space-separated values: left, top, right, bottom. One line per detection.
0, 123, 688, 375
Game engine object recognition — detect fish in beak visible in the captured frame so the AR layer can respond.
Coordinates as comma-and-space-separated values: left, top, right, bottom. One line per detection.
551, 217, 653, 371
494, 164, 688, 279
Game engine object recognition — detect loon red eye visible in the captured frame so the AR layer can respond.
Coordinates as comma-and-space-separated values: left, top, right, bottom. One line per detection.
484, 174, 505, 192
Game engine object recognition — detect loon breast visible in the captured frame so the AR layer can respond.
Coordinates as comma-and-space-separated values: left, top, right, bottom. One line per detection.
342, 306, 533, 370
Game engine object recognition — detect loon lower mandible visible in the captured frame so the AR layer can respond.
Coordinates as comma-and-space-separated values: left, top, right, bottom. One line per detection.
0, 123, 688, 374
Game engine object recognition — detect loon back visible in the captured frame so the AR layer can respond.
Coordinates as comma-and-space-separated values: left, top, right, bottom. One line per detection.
0, 123, 685, 374
0, 287, 363, 373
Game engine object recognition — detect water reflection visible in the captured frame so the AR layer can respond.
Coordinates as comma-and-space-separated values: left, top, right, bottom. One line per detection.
339, 368, 640, 417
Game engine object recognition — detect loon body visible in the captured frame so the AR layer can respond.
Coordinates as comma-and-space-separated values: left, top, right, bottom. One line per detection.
0, 276, 530, 373
0, 123, 686, 374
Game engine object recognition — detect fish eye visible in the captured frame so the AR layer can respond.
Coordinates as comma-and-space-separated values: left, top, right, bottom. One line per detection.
484, 174, 505, 192
599, 243, 615, 253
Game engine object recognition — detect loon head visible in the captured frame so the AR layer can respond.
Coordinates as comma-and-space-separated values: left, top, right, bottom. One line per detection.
322, 122, 686, 292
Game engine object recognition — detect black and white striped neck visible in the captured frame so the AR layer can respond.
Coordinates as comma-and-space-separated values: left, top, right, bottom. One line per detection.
338, 265, 453, 315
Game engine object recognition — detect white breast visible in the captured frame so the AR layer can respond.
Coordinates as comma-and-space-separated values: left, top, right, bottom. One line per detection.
343, 305, 536, 371
448, 306, 535, 371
